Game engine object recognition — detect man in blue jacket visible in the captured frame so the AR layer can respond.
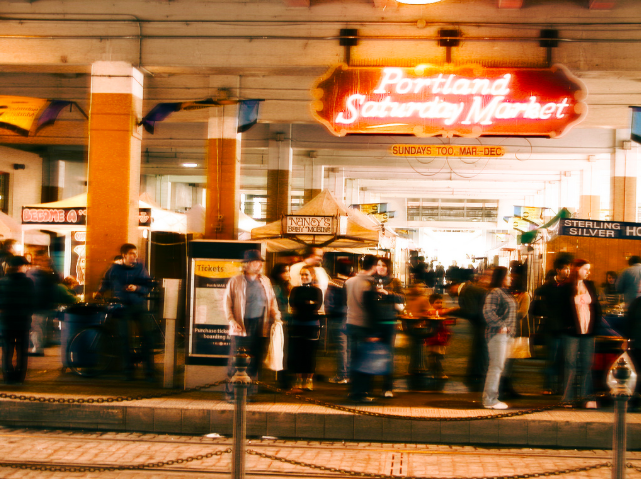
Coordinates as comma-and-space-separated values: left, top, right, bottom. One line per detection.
96, 243, 154, 381
617, 256, 641, 307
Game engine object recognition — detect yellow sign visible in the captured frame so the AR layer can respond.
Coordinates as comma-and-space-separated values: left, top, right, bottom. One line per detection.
371, 212, 389, 223
509, 217, 534, 232
359, 203, 382, 215
390, 144, 505, 158
0, 96, 49, 135
194, 260, 242, 279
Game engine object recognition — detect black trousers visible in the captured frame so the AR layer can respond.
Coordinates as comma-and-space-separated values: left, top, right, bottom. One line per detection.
2, 329, 29, 383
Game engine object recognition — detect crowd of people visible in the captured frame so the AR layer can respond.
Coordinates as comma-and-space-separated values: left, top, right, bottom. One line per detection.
224, 247, 641, 409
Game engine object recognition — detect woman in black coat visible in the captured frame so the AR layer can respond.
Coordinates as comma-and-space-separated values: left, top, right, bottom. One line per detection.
558, 258, 601, 407
288, 265, 323, 391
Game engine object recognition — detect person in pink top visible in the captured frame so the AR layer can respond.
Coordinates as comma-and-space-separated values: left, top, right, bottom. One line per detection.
558, 259, 601, 408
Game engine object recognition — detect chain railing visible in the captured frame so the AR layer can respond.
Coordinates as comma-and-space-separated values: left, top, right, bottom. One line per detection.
246, 449, 613, 479
0, 378, 230, 404
0, 447, 232, 473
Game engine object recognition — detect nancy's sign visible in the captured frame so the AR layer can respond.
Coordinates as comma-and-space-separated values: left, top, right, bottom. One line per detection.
311, 64, 587, 138
284, 215, 334, 235
559, 219, 641, 240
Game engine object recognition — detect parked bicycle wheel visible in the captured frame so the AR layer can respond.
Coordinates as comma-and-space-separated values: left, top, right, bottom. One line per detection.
67, 326, 112, 377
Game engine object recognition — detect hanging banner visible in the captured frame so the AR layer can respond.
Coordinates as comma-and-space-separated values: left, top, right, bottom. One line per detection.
0, 96, 49, 136
391, 144, 505, 157
312, 64, 587, 138
505, 216, 538, 233
23, 206, 153, 227
559, 218, 641, 240
351, 203, 388, 214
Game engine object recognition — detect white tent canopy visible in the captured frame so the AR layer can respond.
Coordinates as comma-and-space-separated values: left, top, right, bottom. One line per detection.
22, 193, 188, 234
251, 189, 396, 252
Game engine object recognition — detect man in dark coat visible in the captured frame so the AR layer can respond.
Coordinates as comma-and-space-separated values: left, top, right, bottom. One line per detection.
0, 256, 35, 384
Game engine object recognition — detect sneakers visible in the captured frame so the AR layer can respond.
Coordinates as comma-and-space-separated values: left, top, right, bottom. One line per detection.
303, 378, 313, 391
484, 401, 509, 410
384, 391, 394, 398
291, 378, 303, 391
329, 376, 350, 384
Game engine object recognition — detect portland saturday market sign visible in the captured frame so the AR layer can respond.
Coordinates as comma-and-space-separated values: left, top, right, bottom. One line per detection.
311, 64, 587, 138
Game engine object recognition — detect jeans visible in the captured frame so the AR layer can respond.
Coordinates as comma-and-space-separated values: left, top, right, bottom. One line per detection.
30, 312, 47, 354
329, 316, 348, 378
226, 316, 265, 397
347, 324, 373, 398
2, 329, 29, 383
117, 304, 155, 378
544, 335, 563, 393
379, 323, 396, 392
483, 333, 512, 406
562, 335, 595, 402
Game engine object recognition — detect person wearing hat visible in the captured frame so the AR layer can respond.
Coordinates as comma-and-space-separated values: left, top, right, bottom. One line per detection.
223, 249, 281, 401
0, 256, 35, 384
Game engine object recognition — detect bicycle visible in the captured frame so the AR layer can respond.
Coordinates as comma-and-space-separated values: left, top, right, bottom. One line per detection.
66, 302, 144, 378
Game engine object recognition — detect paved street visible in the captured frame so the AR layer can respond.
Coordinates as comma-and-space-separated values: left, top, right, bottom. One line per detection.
0, 427, 636, 479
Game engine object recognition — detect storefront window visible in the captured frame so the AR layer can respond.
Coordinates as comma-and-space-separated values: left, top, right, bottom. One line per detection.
407, 198, 497, 222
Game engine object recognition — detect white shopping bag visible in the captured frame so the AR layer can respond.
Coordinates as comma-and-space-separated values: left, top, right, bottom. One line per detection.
264, 321, 284, 371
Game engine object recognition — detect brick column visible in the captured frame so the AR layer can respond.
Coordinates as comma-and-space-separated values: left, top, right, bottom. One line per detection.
579, 163, 601, 219
303, 160, 323, 204
205, 104, 240, 239
265, 124, 292, 222
85, 61, 143, 293
610, 130, 638, 222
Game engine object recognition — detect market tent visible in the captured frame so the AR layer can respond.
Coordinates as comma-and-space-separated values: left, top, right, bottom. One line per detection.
251, 189, 395, 252
22, 193, 188, 233
0, 210, 49, 245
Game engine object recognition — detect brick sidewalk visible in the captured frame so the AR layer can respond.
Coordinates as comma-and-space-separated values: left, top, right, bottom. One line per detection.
0, 428, 634, 479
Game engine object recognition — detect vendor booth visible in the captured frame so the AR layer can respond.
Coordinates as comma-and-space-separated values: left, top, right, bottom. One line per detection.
251, 189, 397, 253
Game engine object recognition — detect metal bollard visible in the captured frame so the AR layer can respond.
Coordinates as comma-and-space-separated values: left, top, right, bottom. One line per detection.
231, 348, 252, 479
607, 354, 637, 479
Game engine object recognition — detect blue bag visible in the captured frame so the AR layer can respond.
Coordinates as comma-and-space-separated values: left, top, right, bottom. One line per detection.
354, 341, 392, 375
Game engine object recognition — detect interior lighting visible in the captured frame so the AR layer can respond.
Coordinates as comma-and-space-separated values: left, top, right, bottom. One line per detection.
182, 163, 199, 168
396, 0, 441, 4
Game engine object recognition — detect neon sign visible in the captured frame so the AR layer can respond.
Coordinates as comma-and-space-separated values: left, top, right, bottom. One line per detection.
311, 64, 587, 138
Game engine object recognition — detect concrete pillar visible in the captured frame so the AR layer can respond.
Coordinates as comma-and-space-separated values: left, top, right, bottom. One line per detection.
86, 62, 143, 293
345, 178, 360, 206
610, 129, 638, 222
266, 124, 292, 222
303, 160, 322, 203
326, 168, 345, 202
579, 163, 601, 219
205, 104, 240, 239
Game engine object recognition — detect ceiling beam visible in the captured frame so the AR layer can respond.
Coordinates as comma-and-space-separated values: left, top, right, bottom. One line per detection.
282, 0, 310, 6
589, 0, 617, 9
498, 0, 524, 8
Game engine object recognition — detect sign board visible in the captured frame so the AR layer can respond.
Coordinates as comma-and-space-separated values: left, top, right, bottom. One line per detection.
391, 144, 505, 157
187, 240, 265, 361
312, 64, 587, 138
514, 206, 545, 226
559, 218, 641, 240
0, 95, 48, 135
506, 216, 537, 232
351, 203, 388, 214
23, 206, 153, 227
284, 215, 334, 235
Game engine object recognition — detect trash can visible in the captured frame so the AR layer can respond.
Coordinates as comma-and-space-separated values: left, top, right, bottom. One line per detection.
61, 303, 107, 367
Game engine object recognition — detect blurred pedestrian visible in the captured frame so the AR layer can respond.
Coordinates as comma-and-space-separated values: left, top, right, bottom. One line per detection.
559, 259, 601, 408
0, 256, 34, 384
372, 257, 404, 397
346, 254, 379, 403
27, 251, 58, 356
95, 243, 155, 382
326, 258, 352, 384
599, 271, 619, 306
270, 263, 291, 388
481, 267, 516, 410
617, 256, 641, 307
290, 247, 329, 307
288, 265, 323, 391
223, 249, 281, 401
535, 256, 571, 395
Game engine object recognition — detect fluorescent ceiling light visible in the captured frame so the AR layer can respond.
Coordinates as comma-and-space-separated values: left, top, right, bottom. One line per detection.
396, 0, 441, 3
182, 163, 199, 168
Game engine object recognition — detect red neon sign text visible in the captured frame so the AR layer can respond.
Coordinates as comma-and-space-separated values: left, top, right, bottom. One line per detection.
312, 64, 587, 138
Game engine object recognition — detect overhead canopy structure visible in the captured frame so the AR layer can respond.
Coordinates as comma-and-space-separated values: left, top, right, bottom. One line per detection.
22, 193, 188, 233
185, 204, 264, 240
251, 189, 396, 252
